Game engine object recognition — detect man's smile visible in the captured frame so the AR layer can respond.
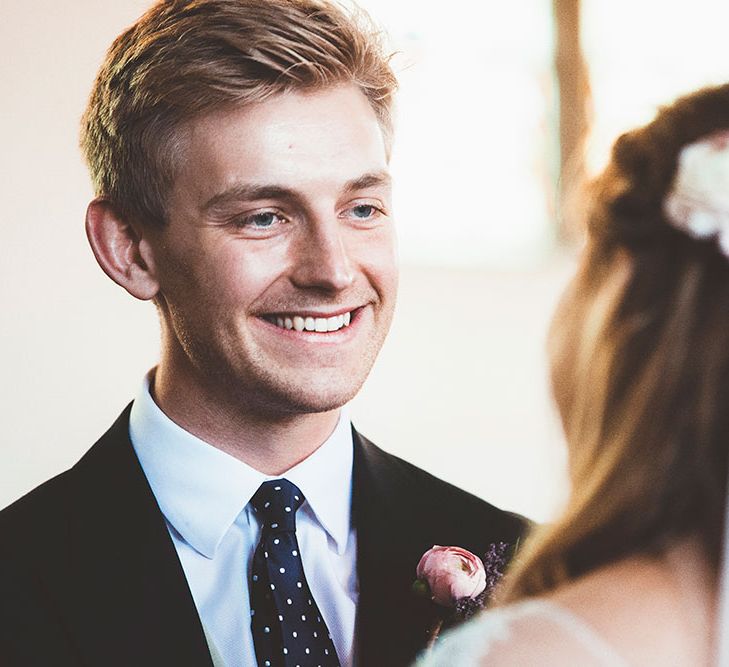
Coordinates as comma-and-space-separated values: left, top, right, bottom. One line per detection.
258, 306, 366, 337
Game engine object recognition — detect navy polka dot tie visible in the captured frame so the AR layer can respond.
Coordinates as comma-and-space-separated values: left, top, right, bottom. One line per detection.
249, 479, 340, 667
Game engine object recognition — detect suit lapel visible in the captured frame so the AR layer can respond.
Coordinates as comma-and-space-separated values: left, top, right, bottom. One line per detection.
58, 406, 214, 666
352, 429, 440, 667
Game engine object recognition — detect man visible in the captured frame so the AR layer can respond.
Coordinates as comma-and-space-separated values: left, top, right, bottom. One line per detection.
0, 1, 527, 666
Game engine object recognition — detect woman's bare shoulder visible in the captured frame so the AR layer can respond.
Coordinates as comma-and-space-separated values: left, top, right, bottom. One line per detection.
546, 542, 715, 665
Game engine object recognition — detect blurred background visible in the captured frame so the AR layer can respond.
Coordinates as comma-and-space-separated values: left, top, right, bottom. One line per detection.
2, 0, 729, 521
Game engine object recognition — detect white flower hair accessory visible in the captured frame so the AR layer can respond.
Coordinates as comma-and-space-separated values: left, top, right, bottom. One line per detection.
664, 129, 729, 257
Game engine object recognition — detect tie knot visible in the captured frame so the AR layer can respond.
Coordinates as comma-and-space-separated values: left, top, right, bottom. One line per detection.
250, 479, 304, 533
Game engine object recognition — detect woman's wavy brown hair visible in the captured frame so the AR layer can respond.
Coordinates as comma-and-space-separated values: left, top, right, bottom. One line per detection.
501, 83, 729, 602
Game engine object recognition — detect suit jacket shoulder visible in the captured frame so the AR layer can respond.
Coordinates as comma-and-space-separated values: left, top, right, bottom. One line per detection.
352, 429, 530, 667
0, 406, 214, 667
354, 430, 527, 543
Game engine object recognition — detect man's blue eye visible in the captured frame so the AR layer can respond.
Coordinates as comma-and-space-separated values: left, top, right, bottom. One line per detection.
352, 205, 375, 218
249, 212, 278, 227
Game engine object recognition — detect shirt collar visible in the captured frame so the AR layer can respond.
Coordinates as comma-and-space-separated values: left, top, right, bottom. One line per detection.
128, 371, 353, 559
280, 411, 353, 557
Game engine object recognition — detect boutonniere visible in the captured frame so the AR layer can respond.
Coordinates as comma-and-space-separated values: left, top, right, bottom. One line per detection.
413, 542, 510, 647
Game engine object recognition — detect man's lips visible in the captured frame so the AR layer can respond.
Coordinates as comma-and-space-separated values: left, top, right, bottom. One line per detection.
259, 307, 363, 333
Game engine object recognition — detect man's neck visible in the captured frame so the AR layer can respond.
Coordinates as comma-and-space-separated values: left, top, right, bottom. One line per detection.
150, 365, 342, 475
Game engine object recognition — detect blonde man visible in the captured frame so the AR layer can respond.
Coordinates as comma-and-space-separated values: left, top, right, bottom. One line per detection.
0, 2, 526, 666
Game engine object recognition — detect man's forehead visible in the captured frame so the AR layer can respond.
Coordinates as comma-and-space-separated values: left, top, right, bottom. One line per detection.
168, 85, 390, 207
184, 85, 386, 151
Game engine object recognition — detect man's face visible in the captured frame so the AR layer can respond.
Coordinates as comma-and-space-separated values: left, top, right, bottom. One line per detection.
149, 84, 398, 416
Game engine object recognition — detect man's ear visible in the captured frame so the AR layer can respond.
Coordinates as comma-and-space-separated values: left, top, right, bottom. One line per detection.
85, 198, 160, 301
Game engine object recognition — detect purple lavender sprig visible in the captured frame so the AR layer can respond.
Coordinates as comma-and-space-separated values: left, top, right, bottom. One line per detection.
451, 541, 509, 622
483, 541, 509, 595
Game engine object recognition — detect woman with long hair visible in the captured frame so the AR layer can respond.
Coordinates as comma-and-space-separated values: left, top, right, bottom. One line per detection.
421, 83, 729, 665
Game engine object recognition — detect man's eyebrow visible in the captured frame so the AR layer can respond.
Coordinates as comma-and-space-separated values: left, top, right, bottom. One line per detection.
202, 185, 302, 214
202, 171, 392, 214
343, 170, 392, 193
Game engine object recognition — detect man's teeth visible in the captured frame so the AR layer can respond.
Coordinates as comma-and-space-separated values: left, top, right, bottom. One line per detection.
273, 312, 352, 332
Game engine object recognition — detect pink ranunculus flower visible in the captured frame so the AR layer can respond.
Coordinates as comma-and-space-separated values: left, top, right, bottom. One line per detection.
416, 545, 487, 607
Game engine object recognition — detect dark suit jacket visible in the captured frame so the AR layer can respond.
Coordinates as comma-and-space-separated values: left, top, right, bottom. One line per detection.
0, 405, 528, 667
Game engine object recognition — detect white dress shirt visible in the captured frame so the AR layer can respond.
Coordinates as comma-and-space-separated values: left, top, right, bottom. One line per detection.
129, 374, 358, 667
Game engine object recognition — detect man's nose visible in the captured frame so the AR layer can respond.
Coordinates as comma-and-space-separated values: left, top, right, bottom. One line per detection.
289, 220, 355, 292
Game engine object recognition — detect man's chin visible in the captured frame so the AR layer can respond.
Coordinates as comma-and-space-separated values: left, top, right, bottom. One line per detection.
256, 375, 365, 416
275, 387, 360, 416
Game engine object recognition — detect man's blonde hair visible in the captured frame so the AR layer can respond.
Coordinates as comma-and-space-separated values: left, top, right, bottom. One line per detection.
81, 0, 397, 227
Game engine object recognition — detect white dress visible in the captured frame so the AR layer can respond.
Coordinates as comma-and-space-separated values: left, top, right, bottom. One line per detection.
416, 599, 630, 666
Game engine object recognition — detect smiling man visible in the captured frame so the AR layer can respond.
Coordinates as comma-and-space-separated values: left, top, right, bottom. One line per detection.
0, 2, 526, 666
